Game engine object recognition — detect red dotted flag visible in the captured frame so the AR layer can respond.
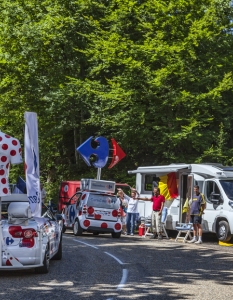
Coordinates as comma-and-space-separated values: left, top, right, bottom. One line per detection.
0, 131, 23, 196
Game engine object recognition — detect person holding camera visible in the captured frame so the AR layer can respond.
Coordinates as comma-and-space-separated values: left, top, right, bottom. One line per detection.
117, 187, 139, 236
188, 185, 206, 244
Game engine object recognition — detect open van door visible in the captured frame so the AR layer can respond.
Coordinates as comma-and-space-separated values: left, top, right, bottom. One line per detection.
179, 174, 194, 223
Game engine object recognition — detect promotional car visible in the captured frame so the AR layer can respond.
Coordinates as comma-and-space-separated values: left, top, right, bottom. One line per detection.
62, 179, 122, 238
0, 194, 62, 273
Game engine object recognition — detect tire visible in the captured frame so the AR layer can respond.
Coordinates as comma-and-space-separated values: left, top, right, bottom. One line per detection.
52, 239, 62, 260
35, 244, 50, 274
112, 232, 121, 238
217, 220, 232, 242
73, 219, 83, 236
62, 224, 66, 234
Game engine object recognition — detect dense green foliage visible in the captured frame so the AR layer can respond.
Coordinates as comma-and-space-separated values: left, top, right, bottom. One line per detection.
0, 0, 233, 200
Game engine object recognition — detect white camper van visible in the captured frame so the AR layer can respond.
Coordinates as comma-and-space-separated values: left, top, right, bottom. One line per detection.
128, 163, 233, 242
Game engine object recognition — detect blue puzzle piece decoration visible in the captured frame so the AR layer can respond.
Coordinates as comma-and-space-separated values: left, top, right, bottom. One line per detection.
77, 136, 109, 168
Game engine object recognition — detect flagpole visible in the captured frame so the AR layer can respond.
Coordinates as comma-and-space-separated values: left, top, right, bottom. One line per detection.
97, 168, 101, 180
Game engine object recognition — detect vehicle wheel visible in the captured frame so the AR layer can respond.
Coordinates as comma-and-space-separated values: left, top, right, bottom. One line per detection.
35, 244, 50, 274
62, 224, 66, 234
52, 239, 62, 260
73, 219, 83, 236
217, 220, 232, 242
93, 232, 99, 235
112, 232, 121, 238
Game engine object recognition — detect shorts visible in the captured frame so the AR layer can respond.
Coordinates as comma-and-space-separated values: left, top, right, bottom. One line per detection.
121, 216, 126, 225
190, 215, 202, 225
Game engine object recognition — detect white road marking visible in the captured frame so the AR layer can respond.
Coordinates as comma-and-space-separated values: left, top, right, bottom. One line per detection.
40, 280, 73, 286
71, 238, 128, 294
117, 269, 128, 290
104, 251, 124, 265
72, 239, 98, 249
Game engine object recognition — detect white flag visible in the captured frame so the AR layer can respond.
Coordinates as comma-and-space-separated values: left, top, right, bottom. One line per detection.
24, 112, 41, 217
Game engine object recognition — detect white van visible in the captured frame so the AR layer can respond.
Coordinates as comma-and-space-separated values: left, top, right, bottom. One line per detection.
128, 163, 233, 242
62, 179, 122, 238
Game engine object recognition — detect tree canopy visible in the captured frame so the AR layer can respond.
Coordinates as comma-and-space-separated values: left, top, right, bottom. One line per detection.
0, 0, 233, 200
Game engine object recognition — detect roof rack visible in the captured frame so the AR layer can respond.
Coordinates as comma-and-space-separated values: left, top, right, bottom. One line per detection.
81, 179, 115, 193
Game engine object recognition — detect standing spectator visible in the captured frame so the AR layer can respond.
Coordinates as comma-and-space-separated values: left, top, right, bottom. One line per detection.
117, 190, 128, 235
152, 176, 160, 195
188, 185, 206, 244
138, 187, 165, 240
118, 188, 139, 236
40, 183, 46, 204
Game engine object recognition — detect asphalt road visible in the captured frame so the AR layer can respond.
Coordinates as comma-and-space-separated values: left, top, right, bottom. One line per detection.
0, 231, 233, 300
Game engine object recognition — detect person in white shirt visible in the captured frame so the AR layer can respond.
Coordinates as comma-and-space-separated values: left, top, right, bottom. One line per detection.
118, 188, 139, 236
117, 190, 128, 235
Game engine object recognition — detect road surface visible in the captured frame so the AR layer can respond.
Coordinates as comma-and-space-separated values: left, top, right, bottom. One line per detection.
0, 231, 233, 300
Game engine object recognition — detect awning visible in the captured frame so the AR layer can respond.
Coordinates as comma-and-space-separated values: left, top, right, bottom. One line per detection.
128, 164, 191, 175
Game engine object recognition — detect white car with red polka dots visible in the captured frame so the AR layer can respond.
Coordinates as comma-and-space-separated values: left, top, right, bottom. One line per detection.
0, 194, 62, 273
62, 179, 122, 238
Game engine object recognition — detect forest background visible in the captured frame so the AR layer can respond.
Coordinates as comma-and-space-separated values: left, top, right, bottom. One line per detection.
1, 0, 233, 201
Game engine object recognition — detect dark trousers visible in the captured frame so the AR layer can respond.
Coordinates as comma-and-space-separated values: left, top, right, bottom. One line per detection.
126, 213, 137, 234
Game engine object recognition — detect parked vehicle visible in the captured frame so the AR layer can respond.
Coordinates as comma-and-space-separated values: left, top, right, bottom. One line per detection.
62, 179, 122, 238
0, 194, 62, 273
128, 163, 233, 242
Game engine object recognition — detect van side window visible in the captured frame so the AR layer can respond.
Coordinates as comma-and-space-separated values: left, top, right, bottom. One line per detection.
144, 175, 160, 193
144, 175, 153, 191
206, 181, 221, 203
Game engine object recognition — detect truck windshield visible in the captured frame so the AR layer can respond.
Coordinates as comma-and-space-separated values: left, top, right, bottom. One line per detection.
87, 194, 119, 209
219, 180, 233, 200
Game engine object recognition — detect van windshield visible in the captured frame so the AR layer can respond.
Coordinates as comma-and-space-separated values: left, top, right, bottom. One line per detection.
87, 193, 120, 209
219, 180, 233, 200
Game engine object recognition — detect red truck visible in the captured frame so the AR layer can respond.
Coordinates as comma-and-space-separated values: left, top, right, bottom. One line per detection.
58, 181, 131, 213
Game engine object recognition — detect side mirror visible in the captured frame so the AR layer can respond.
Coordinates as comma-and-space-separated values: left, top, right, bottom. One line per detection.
210, 193, 221, 205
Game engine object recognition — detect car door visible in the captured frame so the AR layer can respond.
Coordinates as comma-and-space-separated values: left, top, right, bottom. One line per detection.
203, 179, 223, 231
43, 210, 57, 256
66, 193, 82, 226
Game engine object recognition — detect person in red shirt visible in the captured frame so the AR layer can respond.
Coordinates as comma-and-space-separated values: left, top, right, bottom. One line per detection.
138, 187, 165, 239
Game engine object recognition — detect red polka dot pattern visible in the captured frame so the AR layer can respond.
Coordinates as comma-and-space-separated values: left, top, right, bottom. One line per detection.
10, 150, 16, 156
0, 131, 23, 196
3, 188, 8, 194
2, 144, 8, 150
1, 156, 7, 162
12, 140, 18, 146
